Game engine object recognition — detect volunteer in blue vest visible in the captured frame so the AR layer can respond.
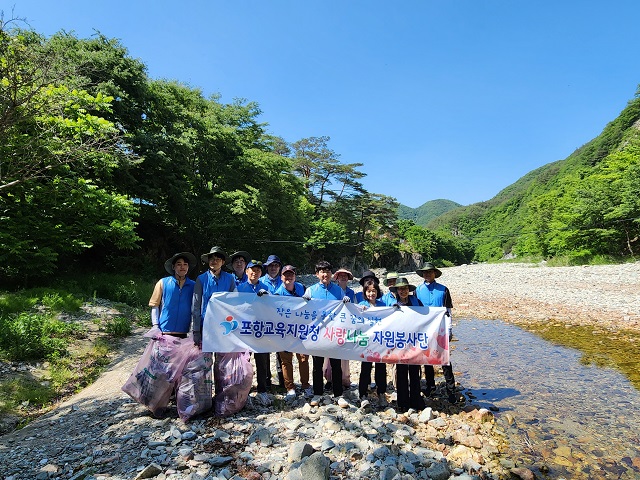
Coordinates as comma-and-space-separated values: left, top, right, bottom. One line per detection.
149, 252, 197, 338
260, 254, 283, 293
191, 246, 236, 347
237, 260, 273, 406
260, 254, 286, 388
228, 250, 250, 286
354, 270, 380, 303
303, 260, 351, 406
274, 265, 312, 400
414, 262, 458, 404
380, 272, 399, 306
387, 277, 425, 412
327, 268, 356, 391
357, 278, 388, 409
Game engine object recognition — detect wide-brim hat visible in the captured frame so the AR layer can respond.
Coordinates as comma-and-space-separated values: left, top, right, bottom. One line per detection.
359, 270, 379, 286
383, 272, 399, 286
332, 268, 353, 281
415, 262, 442, 278
201, 246, 227, 263
228, 250, 251, 266
164, 252, 197, 275
264, 254, 282, 267
389, 277, 416, 293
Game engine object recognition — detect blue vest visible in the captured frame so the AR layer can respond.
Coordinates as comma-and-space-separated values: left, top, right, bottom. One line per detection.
159, 276, 195, 333
307, 281, 344, 300
237, 280, 270, 294
358, 299, 385, 307
415, 281, 447, 307
274, 282, 305, 296
197, 270, 235, 319
260, 274, 283, 293
381, 291, 396, 306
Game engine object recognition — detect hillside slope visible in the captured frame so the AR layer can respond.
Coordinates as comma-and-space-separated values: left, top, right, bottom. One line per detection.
428, 91, 640, 262
397, 199, 461, 226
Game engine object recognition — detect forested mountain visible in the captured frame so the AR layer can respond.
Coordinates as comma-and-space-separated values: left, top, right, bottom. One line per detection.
428, 91, 640, 262
398, 199, 462, 226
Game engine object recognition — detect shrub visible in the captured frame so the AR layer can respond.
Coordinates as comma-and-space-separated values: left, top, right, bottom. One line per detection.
105, 317, 132, 337
0, 313, 78, 361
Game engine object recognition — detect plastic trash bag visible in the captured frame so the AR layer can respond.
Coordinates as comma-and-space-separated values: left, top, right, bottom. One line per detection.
122, 331, 191, 416
176, 347, 213, 421
213, 351, 253, 417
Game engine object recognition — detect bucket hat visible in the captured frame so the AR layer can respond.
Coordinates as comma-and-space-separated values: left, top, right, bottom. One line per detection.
264, 254, 282, 267
201, 246, 227, 264
389, 277, 417, 293
164, 252, 197, 275
359, 270, 380, 286
383, 272, 399, 286
333, 268, 354, 281
228, 250, 251, 266
415, 262, 442, 278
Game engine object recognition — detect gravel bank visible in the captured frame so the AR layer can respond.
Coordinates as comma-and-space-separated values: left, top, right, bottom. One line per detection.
397, 261, 640, 332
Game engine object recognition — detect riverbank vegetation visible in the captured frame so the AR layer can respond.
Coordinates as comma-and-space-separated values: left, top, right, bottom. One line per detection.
0, 274, 151, 431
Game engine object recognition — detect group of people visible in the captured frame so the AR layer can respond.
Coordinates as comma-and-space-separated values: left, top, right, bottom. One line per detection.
149, 246, 458, 414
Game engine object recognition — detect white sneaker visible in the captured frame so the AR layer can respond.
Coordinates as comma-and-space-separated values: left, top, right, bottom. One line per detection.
360, 396, 370, 408
256, 392, 272, 406
304, 387, 314, 398
285, 389, 297, 400
337, 396, 350, 409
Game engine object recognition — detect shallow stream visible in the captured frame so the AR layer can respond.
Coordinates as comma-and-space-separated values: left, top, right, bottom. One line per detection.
453, 319, 640, 479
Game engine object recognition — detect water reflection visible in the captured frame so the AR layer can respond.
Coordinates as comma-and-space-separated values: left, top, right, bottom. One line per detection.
453, 319, 640, 479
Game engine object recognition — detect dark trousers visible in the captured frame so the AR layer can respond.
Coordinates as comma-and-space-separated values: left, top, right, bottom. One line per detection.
254, 352, 271, 393
424, 363, 456, 393
358, 362, 387, 397
312, 356, 343, 396
396, 364, 423, 410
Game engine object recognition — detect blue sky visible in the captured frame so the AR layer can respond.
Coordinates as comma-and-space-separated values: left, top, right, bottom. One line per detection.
7, 1, 640, 207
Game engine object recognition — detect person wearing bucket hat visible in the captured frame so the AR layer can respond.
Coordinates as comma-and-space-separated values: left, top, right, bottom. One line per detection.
414, 262, 458, 404
191, 246, 236, 347
381, 272, 399, 306
333, 268, 355, 302
260, 254, 283, 293
228, 250, 251, 286
357, 278, 388, 408
389, 277, 425, 412
355, 270, 380, 303
324, 267, 356, 393
148, 252, 197, 338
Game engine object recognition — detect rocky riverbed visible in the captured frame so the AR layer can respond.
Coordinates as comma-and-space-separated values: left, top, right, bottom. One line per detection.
0, 261, 638, 480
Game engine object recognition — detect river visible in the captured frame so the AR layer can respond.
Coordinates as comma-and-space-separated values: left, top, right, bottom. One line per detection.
453, 318, 640, 479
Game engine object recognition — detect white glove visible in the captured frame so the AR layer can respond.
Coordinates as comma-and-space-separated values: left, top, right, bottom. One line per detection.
342, 296, 351, 303
257, 289, 269, 296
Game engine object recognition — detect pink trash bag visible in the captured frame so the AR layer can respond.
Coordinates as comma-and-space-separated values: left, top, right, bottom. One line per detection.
176, 347, 213, 422
214, 352, 253, 417
122, 332, 191, 416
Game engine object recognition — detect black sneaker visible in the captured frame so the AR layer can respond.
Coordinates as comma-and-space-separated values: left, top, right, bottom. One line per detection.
324, 381, 333, 392
447, 391, 458, 404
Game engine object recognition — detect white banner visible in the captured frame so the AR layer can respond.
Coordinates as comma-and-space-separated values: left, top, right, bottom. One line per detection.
202, 292, 450, 365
